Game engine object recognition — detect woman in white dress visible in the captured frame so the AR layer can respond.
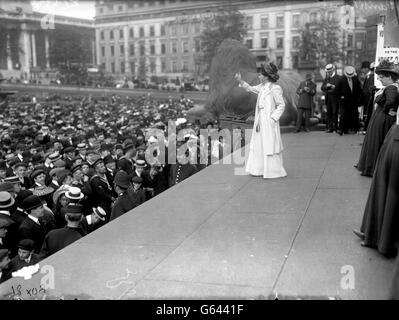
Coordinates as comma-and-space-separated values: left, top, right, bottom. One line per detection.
234, 63, 287, 179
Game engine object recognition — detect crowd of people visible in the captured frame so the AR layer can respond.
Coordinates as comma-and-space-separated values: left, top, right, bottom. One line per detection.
0, 92, 237, 284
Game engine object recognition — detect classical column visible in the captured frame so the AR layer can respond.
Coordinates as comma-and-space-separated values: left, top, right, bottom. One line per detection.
31, 31, 37, 67
44, 33, 50, 69
20, 23, 31, 77
6, 31, 13, 70
95, 29, 101, 65
123, 25, 129, 73
283, 9, 292, 69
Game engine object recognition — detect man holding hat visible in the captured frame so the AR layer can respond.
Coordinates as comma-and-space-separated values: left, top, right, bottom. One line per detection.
7, 239, 41, 274
335, 65, 363, 135
295, 73, 317, 132
110, 171, 144, 221
18, 195, 47, 253
321, 63, 341, 132
40, 204, 85, 258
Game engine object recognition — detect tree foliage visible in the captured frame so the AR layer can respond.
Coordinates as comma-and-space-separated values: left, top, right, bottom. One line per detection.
199, 5, 247, 73
299, 13, 344, 68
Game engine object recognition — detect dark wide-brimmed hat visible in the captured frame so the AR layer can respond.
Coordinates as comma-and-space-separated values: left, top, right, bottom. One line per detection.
17, 239, 35, 251
375, 60, 399, 76
23, 195, 43, 212
114, 171, 130, 189
258, 62, 279, 81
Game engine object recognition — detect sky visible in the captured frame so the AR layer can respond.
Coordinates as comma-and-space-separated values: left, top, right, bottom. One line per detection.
31, 1, 95, 20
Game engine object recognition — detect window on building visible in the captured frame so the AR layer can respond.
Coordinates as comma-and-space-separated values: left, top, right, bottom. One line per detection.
292, 55, 299, 68
130, 44, 135, 56
150, 43, 155, 55
292, 36, 300, 49
194, 23, 201, 33
100, 31, 104, 40
327, 11, 335, 21
161, 59, 167, 72
121, 61, 125, 73
170, 24, 177, 35
129, 28, 134, 38
110, 45, 114, 56
356, 40, 363, 50
101, 46, 105, 57
310, 12, 318, 23
101, 62, 105, 70
118, 5, 123, 12
161, 25, 165, 36
140, 45, 145, 55
111, 62, 115, 73
182, 60, 188, 72
261, 16, 268, 28
119, 29, 123, 39
107, 4, 113, 11
276, 37, 284, 49
182, 24, 189, 34
245, 16, 253, 29
276, 15, 284, 28
194, 39, 201, 52
276, 56, 283, 69
347, 34, 353, 47
138, 1, 144, 7
161, 43, 166, 54
150, 26, 155, 36
128, 3, 133, 8
130, 62, 135, 74
292, 14, 300, 27
99, 7, 103, 14
261, 37, 268, 48
172, 41, 177, 53
110, 30, 114, 40
140, 27, 144, 37
120, 45, 124, 54
182, 41, 189, 53
172, 60, 178, 72
246, 39, 253, 49
150, 59, 156, 73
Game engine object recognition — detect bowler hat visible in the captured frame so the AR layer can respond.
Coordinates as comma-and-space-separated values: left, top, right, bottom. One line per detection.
17, 239, 35, 251
132, 176, 143, 184
114, 171, 130, 189
0, 249, 10, 261
0, 182, 15, 193
30, 168, 46, 180
361, 61, 370, 69
92, 206, 106, 221
0, 191, 15, 209
23, 195, 43, 212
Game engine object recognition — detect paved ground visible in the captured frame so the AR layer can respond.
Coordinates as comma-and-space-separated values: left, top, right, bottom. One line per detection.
0, 132, 395, 300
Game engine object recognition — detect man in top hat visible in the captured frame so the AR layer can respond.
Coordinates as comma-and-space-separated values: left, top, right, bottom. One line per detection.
321, 63, 341, 132
7, 239, 41, 274
18, 195, 47, 253
117, 143, 136, 176
0, 248, 11, 284
295, 73, 317, 133
40, 204, 85, 258
110, 171, 143, 221
362, 62, 376, 131
335, 66, 363, 135
89, 157, 114, 221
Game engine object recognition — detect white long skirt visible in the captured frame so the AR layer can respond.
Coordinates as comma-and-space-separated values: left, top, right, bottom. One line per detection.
245, 130, 287, 179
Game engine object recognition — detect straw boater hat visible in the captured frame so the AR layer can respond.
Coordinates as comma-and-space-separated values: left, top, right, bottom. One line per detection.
0, 191, 15, 209
65, 187, 84, 201
344, 66, 356, 78
325, 63, 335, 72
92, 206, 106, 221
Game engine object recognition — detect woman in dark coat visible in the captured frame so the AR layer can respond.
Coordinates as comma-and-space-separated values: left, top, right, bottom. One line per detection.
353, 120, 399, 257
356, 60, 399, 177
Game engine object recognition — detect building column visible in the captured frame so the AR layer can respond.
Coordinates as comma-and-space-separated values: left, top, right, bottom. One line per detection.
6, 31, 13, 70
95, 29, 101, 65
44, 33, 50, 69
20, 24, 31, 78
31, 31, 37, 67
123, 25, 129, 74
283, 9, 292, 69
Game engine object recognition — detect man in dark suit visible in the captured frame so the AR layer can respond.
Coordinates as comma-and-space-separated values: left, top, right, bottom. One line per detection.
295, 73, 317, 132
0, 191, 19, 256
335, 66, 363, 135
117, 144, 135, 176
321, 64, 341, 132
168, 150, 198, 188
361, 62, 376, 131
90, 158, 114, 221
7, 239, 41, 274
18, 195, 47, 253
40, 204, 85, 258
0, 249, 11, 284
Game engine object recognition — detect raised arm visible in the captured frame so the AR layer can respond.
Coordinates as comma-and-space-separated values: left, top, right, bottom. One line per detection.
234, 72, 261, 95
